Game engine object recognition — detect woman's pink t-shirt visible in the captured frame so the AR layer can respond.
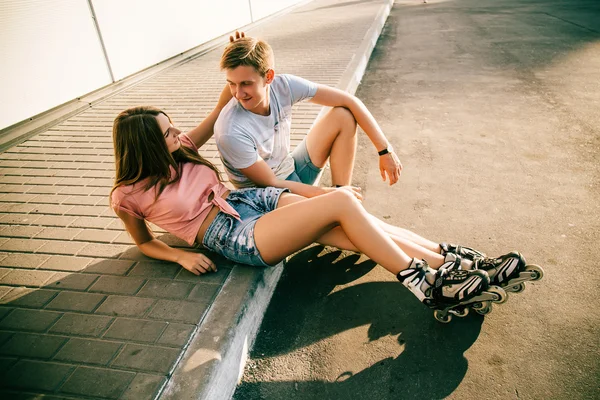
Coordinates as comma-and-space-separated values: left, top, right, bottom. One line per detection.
111, 134, 240, 245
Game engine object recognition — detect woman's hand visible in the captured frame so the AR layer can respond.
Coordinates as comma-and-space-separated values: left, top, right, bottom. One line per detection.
177, 251, 217, 275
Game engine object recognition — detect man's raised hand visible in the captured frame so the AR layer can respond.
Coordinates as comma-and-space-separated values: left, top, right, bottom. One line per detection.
229, 31, 246, 42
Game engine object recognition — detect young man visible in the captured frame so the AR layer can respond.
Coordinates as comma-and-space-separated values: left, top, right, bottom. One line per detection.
214, 36, 402, 198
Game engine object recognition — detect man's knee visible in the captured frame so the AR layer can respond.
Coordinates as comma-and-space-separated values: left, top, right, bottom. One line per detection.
330, 107, 357, 135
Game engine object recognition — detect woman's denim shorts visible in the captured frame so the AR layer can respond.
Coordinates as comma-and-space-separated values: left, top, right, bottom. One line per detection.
202, 187, 289, 267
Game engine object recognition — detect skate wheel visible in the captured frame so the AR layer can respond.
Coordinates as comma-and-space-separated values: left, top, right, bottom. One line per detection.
450, 307, 469, 318
434, 310, 452, 323
473, 302, 492, 315
488, 286, 508, 304
525, 264, 544, 281
508, 283, 526, 293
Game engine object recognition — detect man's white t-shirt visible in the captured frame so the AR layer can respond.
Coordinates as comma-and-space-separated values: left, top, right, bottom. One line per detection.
214, 74, 318, 188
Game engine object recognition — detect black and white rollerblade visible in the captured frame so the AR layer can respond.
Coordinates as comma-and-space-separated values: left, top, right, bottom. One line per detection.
472, 252, 544, 294
441, 243, 544, 295
440, 242, 486, 260
397, 258, 507, 323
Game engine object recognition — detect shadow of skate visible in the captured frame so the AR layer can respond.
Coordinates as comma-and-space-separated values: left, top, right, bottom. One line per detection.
235, 245, 483, 400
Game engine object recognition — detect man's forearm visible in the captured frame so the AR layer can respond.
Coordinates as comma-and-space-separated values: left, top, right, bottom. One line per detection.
255, 178, 327, 198
346, 97, 390, 152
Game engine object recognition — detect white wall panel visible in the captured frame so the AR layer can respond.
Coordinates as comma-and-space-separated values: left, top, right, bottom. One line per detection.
0, 0, 111, 129
250, 0, 304, 21
92, 0, 252, 80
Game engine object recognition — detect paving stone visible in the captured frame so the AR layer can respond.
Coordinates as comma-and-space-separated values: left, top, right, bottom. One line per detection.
0, 238, 47, 252
35, 227, 82, 240
0, 225, 44, 238
1, 360, 75, 392
0, 308, 62, 332
0, 213, 39, 224
0, 285, 12, 300
36, 240, 88, 255
70, 216, 114, 229
137, 280, 194, 299
0, 331, 13, 347
74, 229, 120, 243
66, 205, 109, 217
0, 253, 50, 269
59, 186, 98, 196
113, 231, 135, 245
59, 366, 135, 399
38, 255, 93, 272
49, 313, 113, 337
95, 295, 155, 317
46, 291, 106, 312
103, 318, 167, 343
79, 243, 131, 258
89, 275, 145, 295
53, 338, 122, 365
174, 264, 231, 285
111, 343, 179, 373
120, 373, 166, 400
187, 283, 221, 303
0, 333, 67, 359
29, 194, 70, 204
31, 215, 77, 227
0, 288, 58, 308
0, 267, 10, 279
0, 269, 56, 287
156, 323, 195, 347
127, 261, 180, 279
84, 259, 134, 275
0, 306, 12, 321
44, 272, 99, 291
0, 356, 18, 373
29, 203, 73, 215
148, 299, 209, 324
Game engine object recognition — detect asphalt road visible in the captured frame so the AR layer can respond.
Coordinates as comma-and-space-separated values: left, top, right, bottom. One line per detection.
235, 0, 600, 399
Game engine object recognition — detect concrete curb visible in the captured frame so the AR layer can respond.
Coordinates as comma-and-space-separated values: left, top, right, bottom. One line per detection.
159, 264, 284, 400
159, 1, 395, 399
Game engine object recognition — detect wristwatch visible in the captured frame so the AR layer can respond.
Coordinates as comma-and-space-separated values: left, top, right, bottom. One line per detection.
378, 146, 392, 156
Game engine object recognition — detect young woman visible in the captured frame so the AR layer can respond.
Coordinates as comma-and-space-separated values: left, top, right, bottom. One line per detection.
110, 102, 542, 322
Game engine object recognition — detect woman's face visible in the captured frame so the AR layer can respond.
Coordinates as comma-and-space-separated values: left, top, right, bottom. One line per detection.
156, 113, 181, 153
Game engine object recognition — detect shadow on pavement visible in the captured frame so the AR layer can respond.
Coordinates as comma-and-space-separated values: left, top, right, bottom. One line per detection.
235, 245, 483, 399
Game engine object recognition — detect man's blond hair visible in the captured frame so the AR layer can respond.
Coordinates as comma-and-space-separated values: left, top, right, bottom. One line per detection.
220, 37, 274, 77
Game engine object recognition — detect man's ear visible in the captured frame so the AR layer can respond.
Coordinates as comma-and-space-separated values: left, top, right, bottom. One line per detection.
265, 69, 275, 84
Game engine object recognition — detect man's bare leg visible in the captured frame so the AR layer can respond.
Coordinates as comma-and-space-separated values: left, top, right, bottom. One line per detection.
304, 106, 357, 186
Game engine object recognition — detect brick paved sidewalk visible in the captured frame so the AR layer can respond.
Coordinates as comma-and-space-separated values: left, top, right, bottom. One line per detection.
0, 0, 392, 398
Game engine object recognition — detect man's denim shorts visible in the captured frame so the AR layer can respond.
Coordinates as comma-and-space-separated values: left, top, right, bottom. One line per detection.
202, 187, 289, 267
288, 137, 322, 184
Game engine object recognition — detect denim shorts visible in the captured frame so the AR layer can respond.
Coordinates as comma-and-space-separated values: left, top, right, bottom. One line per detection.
202, 187, 289, 267
288, 137, 322, 185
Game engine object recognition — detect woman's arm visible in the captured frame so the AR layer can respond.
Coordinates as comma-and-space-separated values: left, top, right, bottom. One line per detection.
186, 85, 233, 149
116, 210, 217, 275
185, 31, 246, 148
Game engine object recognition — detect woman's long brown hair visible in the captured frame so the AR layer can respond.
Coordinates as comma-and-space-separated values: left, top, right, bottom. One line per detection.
111, 106, 221, 200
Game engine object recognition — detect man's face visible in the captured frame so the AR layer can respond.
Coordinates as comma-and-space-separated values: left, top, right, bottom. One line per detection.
226, 65, 272, 115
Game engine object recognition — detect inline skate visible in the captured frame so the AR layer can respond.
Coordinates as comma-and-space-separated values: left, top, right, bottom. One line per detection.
397, 258, 507, 323
441, 243, 544, 295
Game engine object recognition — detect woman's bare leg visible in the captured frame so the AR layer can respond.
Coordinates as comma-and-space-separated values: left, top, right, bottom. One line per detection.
369, 216, 443, 253
276, 192, 445, 266
255, 191, 415, 274
316, 227, 444, 267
